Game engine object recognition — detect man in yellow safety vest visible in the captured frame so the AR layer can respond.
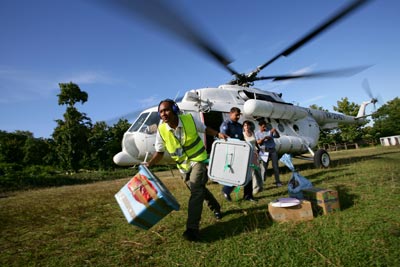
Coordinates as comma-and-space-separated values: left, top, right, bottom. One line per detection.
145, 99, 228, 242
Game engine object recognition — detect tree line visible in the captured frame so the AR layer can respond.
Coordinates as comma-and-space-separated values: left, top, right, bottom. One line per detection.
1, 82, 399, 177
312, 96, 400, 147
1, 83, 130, 185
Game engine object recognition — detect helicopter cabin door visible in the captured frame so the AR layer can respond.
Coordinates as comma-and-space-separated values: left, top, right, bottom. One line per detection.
202, 111, 224, 154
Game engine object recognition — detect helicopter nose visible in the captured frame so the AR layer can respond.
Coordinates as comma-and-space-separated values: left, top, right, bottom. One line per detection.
113, 151, 140, 166
113, 132, 142, 166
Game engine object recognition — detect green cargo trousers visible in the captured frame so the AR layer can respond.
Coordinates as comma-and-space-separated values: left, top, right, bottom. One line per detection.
181, 162, 221, 230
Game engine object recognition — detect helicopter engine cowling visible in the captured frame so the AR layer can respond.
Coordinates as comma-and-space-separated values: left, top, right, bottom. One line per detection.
243, 99, 308, 121
274, 135, 311, 154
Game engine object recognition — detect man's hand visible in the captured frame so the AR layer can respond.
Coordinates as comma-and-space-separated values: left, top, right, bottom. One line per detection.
217, 132, 229, 140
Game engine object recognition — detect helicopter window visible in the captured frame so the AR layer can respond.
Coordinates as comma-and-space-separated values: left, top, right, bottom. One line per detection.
127, 112, 161, 133
128, 112, 149, 132
278, 123, 285, 132
241, 90, 291, 105
293, 124, 300, 133
139, 112, 161, 134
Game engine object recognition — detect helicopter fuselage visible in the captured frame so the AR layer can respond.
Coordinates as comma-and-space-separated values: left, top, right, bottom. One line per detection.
113, 85, 369, 167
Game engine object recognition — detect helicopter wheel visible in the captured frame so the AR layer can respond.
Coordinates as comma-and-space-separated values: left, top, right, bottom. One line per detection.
314, 149, 330, 168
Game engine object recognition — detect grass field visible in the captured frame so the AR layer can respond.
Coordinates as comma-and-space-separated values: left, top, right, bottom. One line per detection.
1, 146, 399, 266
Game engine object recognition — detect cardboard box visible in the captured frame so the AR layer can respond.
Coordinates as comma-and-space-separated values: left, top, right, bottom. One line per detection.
268, 200, 313, 222
301, 187, 340, 215
208, 138, 253, 186
115, 165, 180, 230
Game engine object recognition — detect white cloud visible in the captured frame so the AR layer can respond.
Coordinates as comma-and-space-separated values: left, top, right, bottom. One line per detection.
0, 67, 124, 103
300, 95, 327, 106
60, 70, 118, 85
290, 64, 318, 76
0, 67, 58, 103
138, 95, 160, 108
270, 63, 318, 87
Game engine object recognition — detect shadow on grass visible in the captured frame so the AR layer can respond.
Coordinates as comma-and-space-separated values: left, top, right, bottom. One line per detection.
200, 204, 273, 243
258, 167, 347, 199
0, 170, 133, 195
334, 184, 359, 211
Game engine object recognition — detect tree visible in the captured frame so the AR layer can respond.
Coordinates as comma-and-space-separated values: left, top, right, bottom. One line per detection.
86, 119, 130, 170
23, 137, 52, 166
372, 97, 400, 138
53, 82, 91, 172
333, 97, 367, 143
309, 104, 327, 111
86, 121, 110, 170
107, 119, 130, 161
58, 82, 88, 106
0, 131, 33, 164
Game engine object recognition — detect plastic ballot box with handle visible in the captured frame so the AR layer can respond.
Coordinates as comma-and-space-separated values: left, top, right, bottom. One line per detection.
115, 165, 180, 230
208, 138, 253, 186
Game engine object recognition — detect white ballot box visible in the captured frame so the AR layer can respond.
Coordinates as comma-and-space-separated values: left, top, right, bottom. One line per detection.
208, 138, 253, 186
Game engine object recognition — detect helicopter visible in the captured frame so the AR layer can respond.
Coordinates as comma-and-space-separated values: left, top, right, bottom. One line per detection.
109, 0, 376, 169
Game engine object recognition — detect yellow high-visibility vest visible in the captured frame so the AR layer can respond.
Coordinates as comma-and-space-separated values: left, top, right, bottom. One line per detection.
158, 114, 207, 171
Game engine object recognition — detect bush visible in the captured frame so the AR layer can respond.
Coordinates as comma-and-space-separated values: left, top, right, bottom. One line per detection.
0, 163, 24, 191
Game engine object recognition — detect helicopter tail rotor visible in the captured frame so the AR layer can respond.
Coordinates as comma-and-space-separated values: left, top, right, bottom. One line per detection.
362, 78, 381, 110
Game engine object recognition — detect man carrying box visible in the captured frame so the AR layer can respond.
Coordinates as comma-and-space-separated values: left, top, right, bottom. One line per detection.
144, 99, 228, 242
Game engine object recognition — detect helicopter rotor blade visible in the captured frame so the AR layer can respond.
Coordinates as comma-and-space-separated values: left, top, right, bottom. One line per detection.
250, 0, 371, 77
253, 65, 370, 82
362, 78, 373, 98
94, 0, 238, 76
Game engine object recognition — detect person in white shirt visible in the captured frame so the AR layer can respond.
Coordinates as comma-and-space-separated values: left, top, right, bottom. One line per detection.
255, 120, 282, 187
145, 99, 228, 241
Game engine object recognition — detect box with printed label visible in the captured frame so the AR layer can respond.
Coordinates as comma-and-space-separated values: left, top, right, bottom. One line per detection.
208, 138, 253, 186
268, 200, 313, 222
301, 187, 340, 215
115, 165, 180, 230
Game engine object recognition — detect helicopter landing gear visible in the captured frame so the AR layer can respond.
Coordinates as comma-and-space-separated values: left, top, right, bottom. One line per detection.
314, 149, 330, 168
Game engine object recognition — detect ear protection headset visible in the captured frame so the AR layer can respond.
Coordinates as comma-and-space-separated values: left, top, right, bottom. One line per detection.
158, 99, 180, 117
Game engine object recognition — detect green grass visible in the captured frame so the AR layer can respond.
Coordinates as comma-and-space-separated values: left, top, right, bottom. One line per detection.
1, 146, 399, 266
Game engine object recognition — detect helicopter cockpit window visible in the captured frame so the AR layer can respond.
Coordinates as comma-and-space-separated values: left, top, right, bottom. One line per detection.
128, 113, 148, 133
141, 112, 160, 134
128, 112, 160, 134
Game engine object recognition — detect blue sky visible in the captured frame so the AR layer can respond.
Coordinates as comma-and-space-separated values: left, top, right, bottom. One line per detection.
1, 0, 399, 138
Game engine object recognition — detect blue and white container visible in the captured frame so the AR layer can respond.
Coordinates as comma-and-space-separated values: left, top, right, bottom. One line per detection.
115, 165, 180, 230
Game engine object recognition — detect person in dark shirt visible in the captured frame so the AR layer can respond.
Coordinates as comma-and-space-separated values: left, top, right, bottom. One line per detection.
219, 107, 256, 202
